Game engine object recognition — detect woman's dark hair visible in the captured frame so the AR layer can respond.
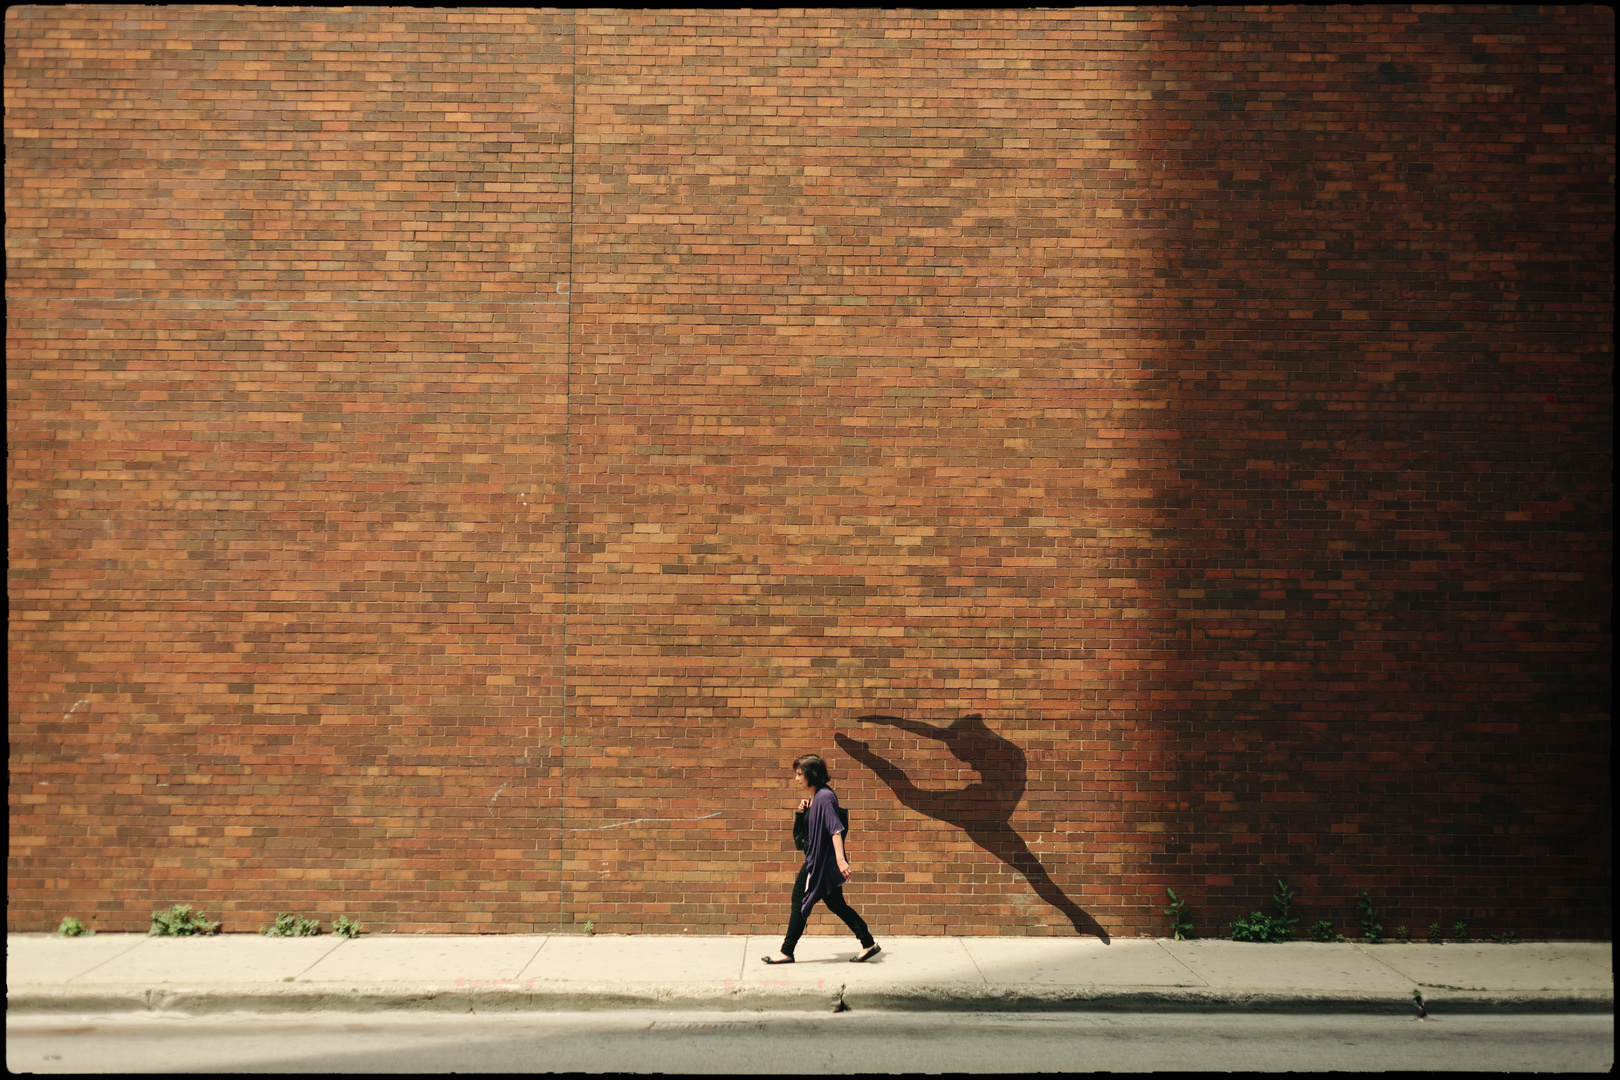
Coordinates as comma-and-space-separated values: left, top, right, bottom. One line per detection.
792, 754, 830, 787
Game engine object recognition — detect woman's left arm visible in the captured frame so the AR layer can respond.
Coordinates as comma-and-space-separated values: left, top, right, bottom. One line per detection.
832, 830, 851, 879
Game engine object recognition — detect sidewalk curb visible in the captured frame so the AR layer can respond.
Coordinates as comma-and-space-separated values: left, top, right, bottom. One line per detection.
8, 986, 1612, 1016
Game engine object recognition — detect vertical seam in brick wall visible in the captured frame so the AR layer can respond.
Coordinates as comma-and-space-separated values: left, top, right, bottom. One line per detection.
560, 7, 578, 929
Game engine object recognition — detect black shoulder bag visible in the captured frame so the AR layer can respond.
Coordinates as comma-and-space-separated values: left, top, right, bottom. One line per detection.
793, 805, 850, 852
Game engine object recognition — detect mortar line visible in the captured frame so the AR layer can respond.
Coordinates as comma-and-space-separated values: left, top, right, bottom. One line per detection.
559, 5, 577, 934
5, 296, 572, 306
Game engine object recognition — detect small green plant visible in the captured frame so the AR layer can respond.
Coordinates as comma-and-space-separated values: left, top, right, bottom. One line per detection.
1411, 988, 1426, 1019
1229, 879, 1300, 943
1271, 879, 1299, 940
260, 912, 322, 937
1395, 925, 1411, 943
56, 916, 93, 937
1488, 930, 1519, 944
1230, 912, 1287, 942
1164, 888, 1194, 940
1356, 891, 1383, 943
332, 916, 364, 939
148, 904, 221, 936
1451, 921, 1470, 943
1426, 922, 1444, 944
582, 920, 596, 936
1306, 919, 1345, 942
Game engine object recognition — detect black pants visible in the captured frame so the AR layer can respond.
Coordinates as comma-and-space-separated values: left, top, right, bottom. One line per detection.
781, 862, 874, 957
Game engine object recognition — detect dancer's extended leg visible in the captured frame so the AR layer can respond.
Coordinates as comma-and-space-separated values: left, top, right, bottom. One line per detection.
976, 821, 1110, 942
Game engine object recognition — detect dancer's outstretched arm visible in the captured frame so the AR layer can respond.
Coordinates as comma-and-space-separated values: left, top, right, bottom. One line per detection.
835, 731, 954, 821
855, 714, 951, 741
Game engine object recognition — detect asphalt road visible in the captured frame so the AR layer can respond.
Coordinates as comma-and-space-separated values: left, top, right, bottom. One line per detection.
6, 1009, 1613, 1074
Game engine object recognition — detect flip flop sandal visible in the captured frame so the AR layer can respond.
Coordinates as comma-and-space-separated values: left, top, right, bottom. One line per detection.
761, 955, 795, 965
850, 944, 881, 963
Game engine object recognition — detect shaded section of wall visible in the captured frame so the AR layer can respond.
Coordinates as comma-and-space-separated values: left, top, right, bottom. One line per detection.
7, 7, 573, 932
1113, 7, 1613, 936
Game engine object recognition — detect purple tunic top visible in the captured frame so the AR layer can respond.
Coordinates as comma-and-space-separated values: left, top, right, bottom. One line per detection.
800, 786, 847, 915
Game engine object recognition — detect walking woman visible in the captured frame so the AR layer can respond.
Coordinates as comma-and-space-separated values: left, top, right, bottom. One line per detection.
761, 753, 880, 964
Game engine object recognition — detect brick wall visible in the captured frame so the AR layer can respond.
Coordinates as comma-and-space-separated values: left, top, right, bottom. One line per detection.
8, 7, 1612, 939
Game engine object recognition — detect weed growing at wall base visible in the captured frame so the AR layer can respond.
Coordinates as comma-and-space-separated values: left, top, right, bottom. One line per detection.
1356, 891, 1383, 943
260, 912, 322, 937
56, 917, 92, 937
1229, 880, 1300, 943
1307, 919, 1347, 943
1164, 888, 1195, 940
333, 916, 364, 939
148, 904, 220, 936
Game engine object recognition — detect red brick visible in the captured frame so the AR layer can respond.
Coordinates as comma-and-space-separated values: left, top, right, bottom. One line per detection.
6, 6, 1612, 939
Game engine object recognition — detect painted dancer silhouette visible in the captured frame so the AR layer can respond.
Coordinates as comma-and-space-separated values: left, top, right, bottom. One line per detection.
836, 714, 1110, 943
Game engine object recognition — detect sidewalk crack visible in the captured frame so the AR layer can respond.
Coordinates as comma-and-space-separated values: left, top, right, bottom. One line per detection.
1153, 940, 1211, 987
292, 934, 352, 981
63, 935, 152, 985
1350, 941, 1418, 985
960, 939, 989, 984
518, 935, 551, 982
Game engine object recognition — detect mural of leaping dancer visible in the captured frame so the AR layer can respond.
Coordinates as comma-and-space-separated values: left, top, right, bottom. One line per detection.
836, 714, 1110, 943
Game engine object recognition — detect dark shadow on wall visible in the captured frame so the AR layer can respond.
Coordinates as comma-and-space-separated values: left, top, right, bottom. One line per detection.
837, 714, 1110, 942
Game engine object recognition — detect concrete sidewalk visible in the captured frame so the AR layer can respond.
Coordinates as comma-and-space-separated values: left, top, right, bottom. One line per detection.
7, 934, 1611, 1016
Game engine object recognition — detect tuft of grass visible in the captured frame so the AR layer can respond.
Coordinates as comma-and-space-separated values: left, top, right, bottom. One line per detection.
56, 916, 93, 937
332, 915, 364, 939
